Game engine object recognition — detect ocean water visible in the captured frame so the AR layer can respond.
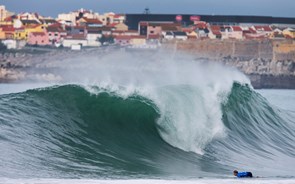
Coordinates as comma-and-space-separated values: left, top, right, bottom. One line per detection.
0, 52, 294, 184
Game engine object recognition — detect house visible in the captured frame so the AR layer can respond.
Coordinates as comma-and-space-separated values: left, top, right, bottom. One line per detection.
138, 21, 163, 37
27, 32, 49, 45
161, 23, 181, 33
20, 19, 40, 27
173, 31, 188, 40
114, 35, 147, 46
46, 25, 67, 44
182, 28, 198, 39
252, 25, 272, 36
0, 25, 15, 39
58, 8, 100, 26
66, 26, 86, 36
63, 34, 88, 47
114, 35, 132, 46
77, 17, 103, 27
228, 26, 243, 39
40, 19, 58, 26
208, 25, 222, 39
113, 14, 125, 24
14, 27, 27, 40
243, 26, 268, 40
270, 28, 285, 39
1, 15, 16, 26
98, 12, 116, 25
24, 24, 46, 41
112, 30, 138, 36
107, 22, 128, 31
96, 26, 113, 35
163, 31, 174, 40
195, 28, 209, 39
19, 12, 41, 21
86, 27, 102, 46
2, 39, 26, 49
139, 21, 181, 37
282, 28, 295, 39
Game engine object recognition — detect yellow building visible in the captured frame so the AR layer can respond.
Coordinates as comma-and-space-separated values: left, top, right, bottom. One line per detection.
0, 27, 5, 39
0, 25, 15, 39
14, 28, 27, 40
14, 24, 46, 40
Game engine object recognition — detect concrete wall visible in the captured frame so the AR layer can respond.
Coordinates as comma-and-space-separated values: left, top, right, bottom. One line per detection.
166, 39, 295, 62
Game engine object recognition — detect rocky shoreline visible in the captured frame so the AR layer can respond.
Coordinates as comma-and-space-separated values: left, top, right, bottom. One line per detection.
1, 43, 295, 89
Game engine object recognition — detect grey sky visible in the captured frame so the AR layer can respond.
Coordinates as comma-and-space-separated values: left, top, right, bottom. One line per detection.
1, 0, 295, 18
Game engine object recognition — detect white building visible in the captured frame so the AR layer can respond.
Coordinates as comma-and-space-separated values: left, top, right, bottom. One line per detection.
63, 38, 88, 47
2, 40, 26, 49
0, 5, 14, 21
58, 9, 100, 26
86, 32, 102, 47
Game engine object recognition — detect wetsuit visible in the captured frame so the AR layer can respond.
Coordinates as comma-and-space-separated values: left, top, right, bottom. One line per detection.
237, 172, 253, 178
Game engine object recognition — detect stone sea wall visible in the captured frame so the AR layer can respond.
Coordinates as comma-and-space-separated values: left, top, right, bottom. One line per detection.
163, 39, 295, 88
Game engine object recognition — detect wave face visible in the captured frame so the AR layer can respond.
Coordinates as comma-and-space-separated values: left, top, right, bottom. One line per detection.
0, 53, 295, 179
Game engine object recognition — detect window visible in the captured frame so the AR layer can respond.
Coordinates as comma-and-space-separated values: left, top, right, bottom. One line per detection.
49, 33, 52, 36
150, 31, 154, 34
54, 33, 58, 36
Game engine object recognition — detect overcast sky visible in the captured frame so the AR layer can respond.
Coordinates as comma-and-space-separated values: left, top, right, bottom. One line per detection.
1, 0, 295, 18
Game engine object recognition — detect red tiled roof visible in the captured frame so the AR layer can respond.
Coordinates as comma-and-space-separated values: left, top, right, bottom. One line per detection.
1, 25, 15, 32
210, 25, 221, 31
30, 32, 46, 36
115, 35, 146, 40
248, 28, 257, 34
254, 26, 272, 32
114, 14, 123, 18
83, 18, 103, 24
4, 15, 17, 22
232, 26, 243, 32
193, 22, 207, 29
48, 23, 63, 28
107, 23, 119, 27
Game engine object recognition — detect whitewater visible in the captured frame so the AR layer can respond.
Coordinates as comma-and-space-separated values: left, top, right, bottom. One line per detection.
0, 50, 294, 184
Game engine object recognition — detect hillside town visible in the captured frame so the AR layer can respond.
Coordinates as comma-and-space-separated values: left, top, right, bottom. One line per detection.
1, 5, 295, 50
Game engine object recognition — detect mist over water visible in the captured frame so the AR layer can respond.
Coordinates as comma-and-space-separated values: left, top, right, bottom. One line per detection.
0, 50, 295, 181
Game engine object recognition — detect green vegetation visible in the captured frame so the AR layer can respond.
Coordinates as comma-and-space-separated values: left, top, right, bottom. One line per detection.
98, 35, 114, 45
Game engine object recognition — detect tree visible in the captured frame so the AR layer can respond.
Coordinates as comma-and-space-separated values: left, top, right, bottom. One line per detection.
98, 35, 114, 46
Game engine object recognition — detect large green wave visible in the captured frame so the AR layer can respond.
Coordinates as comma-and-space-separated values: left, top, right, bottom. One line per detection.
0, 83, 294, 178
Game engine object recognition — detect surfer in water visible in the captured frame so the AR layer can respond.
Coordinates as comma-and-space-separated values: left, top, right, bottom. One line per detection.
233, 170, 253, 178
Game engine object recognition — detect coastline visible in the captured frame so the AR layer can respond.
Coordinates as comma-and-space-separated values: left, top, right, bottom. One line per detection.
0, 40, 295, 89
